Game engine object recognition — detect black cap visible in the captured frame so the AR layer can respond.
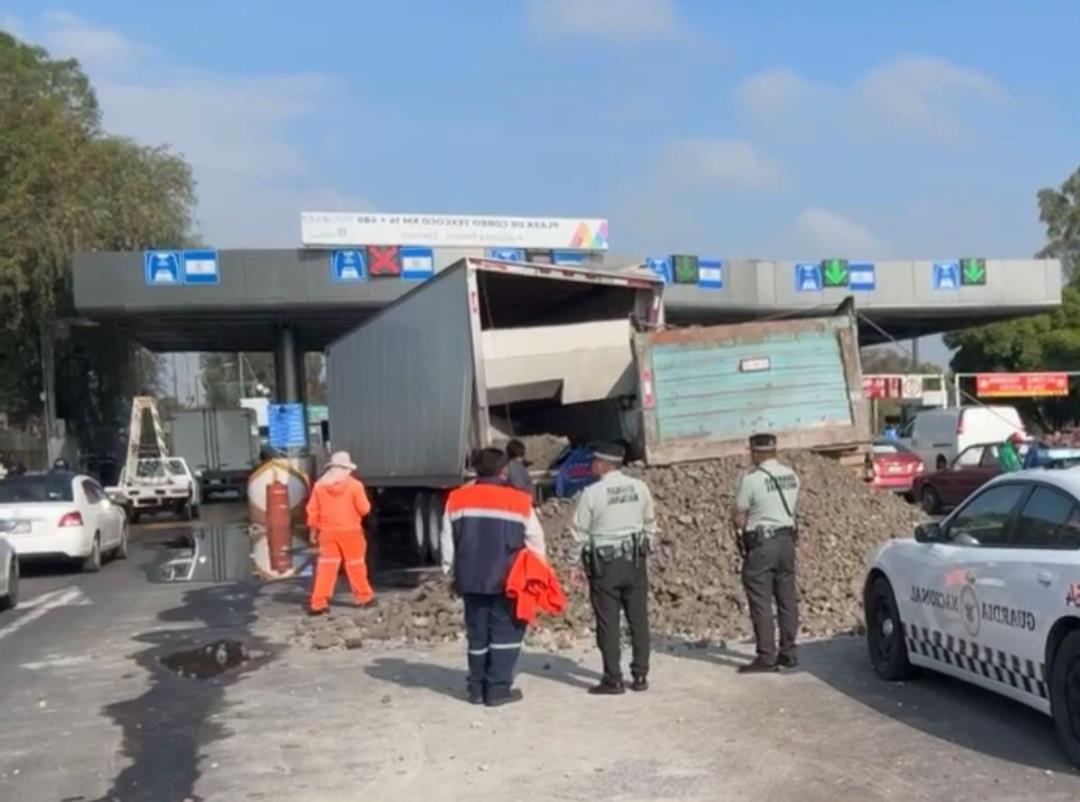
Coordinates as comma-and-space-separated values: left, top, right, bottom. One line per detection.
749, 433, 777, 450
592, 442, 626, 463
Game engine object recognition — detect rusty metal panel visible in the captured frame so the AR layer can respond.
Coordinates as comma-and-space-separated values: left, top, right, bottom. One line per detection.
637, 314, 868, 464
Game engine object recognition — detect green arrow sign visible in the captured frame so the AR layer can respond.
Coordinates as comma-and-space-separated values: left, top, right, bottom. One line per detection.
960, 257, 986, 285
821, 258, 849, 287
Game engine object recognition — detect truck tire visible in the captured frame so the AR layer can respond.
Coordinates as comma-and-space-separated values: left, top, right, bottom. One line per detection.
1050, 629, 1080, 769
425, 492, 444, 564
412, 493, 427, 561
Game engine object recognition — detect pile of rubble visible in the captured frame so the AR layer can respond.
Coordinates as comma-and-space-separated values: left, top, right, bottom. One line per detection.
296, 451, 924, 650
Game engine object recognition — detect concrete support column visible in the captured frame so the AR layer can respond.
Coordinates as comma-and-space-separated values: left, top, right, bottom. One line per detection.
273, 325, 302, 403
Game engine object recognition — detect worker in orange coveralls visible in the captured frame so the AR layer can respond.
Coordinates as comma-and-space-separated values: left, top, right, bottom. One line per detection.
305, 451, 375, 615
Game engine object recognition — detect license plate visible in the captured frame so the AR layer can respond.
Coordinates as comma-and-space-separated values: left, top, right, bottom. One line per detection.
0, 520, 30, 534
886, 465, 903, 474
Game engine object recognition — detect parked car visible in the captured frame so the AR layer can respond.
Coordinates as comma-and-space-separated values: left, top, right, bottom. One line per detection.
912, 442, 1005, 514
866, 438, 924, 496
0, 472, 129, 572
0, 535, 16, 610
864, 467, 1080, 767
908, 405, 1024, 473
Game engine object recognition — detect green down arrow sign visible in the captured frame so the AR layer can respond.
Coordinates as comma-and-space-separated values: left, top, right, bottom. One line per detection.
961, 258, 987, 285
821, 259, 849, 287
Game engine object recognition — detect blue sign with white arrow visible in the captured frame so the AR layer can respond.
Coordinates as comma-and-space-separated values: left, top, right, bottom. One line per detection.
144, 251, 182, 286
933, 261, 960, 290
848, 261, 876, 291
330, 250, 366, 282
795, 263, 822, 292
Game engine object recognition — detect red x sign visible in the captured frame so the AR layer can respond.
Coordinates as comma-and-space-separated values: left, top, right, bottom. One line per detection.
367, 246, 401, 276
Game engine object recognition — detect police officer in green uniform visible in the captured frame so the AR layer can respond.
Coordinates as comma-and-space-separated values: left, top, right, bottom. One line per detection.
732, 433, 801, 673
570, 443, 658, 695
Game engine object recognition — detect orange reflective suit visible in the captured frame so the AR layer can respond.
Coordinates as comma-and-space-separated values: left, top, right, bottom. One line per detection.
306, 475, 373, 611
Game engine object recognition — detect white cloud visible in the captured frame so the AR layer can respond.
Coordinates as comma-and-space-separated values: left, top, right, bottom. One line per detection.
15, 11, 372, 248
657, 139, 783, 191
529, 0, 683, 42
796, 207, 886, 256
736, 54, 1005, 142
41, 10, 151, 71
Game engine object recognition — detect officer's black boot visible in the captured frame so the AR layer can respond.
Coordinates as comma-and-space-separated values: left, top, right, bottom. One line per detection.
588, 679, 626, 695
630, 675, 649, 692
737, 658, 779, 674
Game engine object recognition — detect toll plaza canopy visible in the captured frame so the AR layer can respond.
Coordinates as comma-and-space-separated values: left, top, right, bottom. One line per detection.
73, 248, 1062, 352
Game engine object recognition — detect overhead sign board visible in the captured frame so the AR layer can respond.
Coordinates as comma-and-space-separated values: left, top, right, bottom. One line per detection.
933, 261, 960, 290
268, 403, 307, 449
849, 261, 876, 291
144, 251, 182, 286
821, 259, 849, 288
795, 263, 822, 292
486, 248, 526, 262
646, 256, 672, 284
960, 257, 987, 286
330, 250, 366, 282
698, 258, 723, 289
301, 212, 610, 250
400, 246, 435, 280
182, 249, 219, 284
976, 372, 1069, 398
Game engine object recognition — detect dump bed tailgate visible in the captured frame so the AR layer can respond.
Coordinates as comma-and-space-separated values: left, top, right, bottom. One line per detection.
636, 313, 868, 464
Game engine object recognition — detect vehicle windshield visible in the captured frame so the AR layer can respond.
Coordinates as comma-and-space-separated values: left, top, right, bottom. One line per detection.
166, 459, 187, 476
0, 475, 74, 503
872, 441, 911, 455
136, 459, 166, 478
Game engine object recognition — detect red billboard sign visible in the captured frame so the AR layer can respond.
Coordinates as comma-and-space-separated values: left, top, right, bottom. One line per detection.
975, 372, 1069, 398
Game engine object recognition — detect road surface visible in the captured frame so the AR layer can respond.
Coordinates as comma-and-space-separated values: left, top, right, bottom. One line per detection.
2, 503, 1080, 801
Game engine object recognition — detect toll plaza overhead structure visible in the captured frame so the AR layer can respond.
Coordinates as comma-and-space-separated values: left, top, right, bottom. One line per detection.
74, 248, 1062, 402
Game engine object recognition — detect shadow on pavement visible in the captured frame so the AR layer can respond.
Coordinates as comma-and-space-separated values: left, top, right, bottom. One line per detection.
667, 631, 1071, 772
91, 574, 278, 802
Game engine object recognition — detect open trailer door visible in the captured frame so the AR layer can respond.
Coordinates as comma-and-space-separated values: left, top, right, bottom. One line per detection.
635, 311, 869, 465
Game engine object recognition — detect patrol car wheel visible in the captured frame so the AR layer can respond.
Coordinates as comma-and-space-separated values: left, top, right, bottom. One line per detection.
866, 576, 914, 681
1049, 630, 1080, 768
920, 485, 941, 515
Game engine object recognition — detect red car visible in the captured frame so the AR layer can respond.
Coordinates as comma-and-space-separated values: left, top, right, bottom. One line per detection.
866, 439, 925, 496
911, 442, 1003, 514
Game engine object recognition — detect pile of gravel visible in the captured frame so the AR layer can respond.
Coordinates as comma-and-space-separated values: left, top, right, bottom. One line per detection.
295, 451, 924, 650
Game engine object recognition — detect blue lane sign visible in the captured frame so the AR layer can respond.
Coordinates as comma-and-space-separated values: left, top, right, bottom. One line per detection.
795, 263, 822, 292
400, 246, 435, 280
552, 250, 585, 266
486, 248, 525, 262
268, 403, 307, 449
698, 258, 724, 289
849, 261, 876, 291
330, 250, 366, 282
144, 251, 182, 286
182, 249, 219, 284
646, 256, 672, 283
933, 261, 960, 290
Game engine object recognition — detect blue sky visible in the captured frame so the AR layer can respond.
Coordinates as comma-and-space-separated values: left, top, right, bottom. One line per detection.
3, 1, 1078, 368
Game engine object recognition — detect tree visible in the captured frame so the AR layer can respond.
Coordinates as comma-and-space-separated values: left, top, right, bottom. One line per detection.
946, 164, 1080, 428
0, 31, 195, 447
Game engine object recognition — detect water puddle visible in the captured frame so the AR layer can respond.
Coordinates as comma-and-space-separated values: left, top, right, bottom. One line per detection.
159, 639, 252, 679
151, 523, 313, 583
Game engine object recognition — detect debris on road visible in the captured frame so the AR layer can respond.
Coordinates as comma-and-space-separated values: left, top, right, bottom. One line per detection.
160, 639, 251, 679
294, 452, 923, 649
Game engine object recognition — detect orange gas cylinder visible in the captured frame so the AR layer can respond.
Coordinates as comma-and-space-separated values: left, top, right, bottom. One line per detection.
266, 476, 292, 573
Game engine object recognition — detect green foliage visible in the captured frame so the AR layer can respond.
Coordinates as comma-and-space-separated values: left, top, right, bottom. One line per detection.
1038, 166, 1080, 279
0, 31, 195, 444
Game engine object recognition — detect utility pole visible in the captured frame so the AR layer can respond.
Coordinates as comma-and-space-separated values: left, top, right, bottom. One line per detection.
40, 323, 58, 464
237, 352, 245, 399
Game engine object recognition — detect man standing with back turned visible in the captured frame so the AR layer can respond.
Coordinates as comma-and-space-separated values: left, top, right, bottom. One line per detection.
732, 433, 801, 673
571, 443, 658, 695
441, 448, 546, 707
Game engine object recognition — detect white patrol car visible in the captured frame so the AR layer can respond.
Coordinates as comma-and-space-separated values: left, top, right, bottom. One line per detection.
865, 466, 1080, 766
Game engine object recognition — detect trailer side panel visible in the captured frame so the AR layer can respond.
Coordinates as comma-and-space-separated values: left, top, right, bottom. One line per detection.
327, 271, 474, 487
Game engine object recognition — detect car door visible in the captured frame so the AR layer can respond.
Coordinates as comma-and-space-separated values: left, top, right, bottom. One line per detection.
937, 446, 985, 507
81, 479, 118, 547
971, 484, 1080, 709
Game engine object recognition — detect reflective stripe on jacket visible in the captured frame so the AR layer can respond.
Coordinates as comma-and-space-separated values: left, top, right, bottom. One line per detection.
445, 478, 533, 595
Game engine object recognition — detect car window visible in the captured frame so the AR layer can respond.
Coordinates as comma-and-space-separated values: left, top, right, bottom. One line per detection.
1061, 507, 1080, 549
82, 480, 103, 504
979, 445, 1001, 468
955, 446, 985, 468
872, 443, 899, 455
0, 475, 75, 503
946, 483, 1029, 546
166, 459, 188, 477
1012, 487, 1078, 549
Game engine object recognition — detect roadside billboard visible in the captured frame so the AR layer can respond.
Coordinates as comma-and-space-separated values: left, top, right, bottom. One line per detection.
975, 372, 1069, 398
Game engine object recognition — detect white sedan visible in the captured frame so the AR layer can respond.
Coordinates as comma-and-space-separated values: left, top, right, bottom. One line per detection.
0, 472, 128, 572
0, 534, 16, 610
865, 467, 1080, 767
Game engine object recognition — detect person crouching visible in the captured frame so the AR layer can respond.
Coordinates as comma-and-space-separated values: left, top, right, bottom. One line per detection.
440, 448, 546, 707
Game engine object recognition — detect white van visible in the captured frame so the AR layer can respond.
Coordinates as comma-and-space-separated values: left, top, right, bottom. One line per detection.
907, 405, 1025, 472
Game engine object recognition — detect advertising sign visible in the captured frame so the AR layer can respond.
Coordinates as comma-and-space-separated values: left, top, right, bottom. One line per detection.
301, 212, 609, 250
975, 372, 1069, 398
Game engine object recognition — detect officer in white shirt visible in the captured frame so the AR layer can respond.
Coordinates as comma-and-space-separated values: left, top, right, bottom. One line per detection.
570, 443, 658, 695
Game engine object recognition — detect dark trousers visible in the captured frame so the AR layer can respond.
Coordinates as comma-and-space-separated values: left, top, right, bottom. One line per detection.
589, 556, 650, 684
741, 534, 799, 663
463, 593, 526, 702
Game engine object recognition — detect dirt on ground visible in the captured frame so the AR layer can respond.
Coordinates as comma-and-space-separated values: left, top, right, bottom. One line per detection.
296, 451, 924, 650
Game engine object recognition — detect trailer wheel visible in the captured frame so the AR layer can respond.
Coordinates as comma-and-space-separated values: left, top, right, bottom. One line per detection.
425, 492, 444, 564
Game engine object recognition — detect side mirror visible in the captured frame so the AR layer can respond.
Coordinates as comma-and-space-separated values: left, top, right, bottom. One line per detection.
914, 522, 943, 543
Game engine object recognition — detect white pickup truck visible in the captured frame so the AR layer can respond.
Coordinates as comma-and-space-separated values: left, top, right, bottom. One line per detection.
108, 457, 201, 523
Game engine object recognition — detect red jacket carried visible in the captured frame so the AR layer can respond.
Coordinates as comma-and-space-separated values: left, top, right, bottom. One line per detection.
505, 548, 567, 624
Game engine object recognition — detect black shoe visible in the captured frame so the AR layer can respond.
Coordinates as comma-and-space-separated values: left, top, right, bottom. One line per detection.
355, 598, 378, 609
468, 693, 485, 706
588, 680, 626, 695
485, 689, 523, 708
737, 658, 779, 674
305, 606, 329, 617
630, 675, 649, 692
777, 655, 799, 670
